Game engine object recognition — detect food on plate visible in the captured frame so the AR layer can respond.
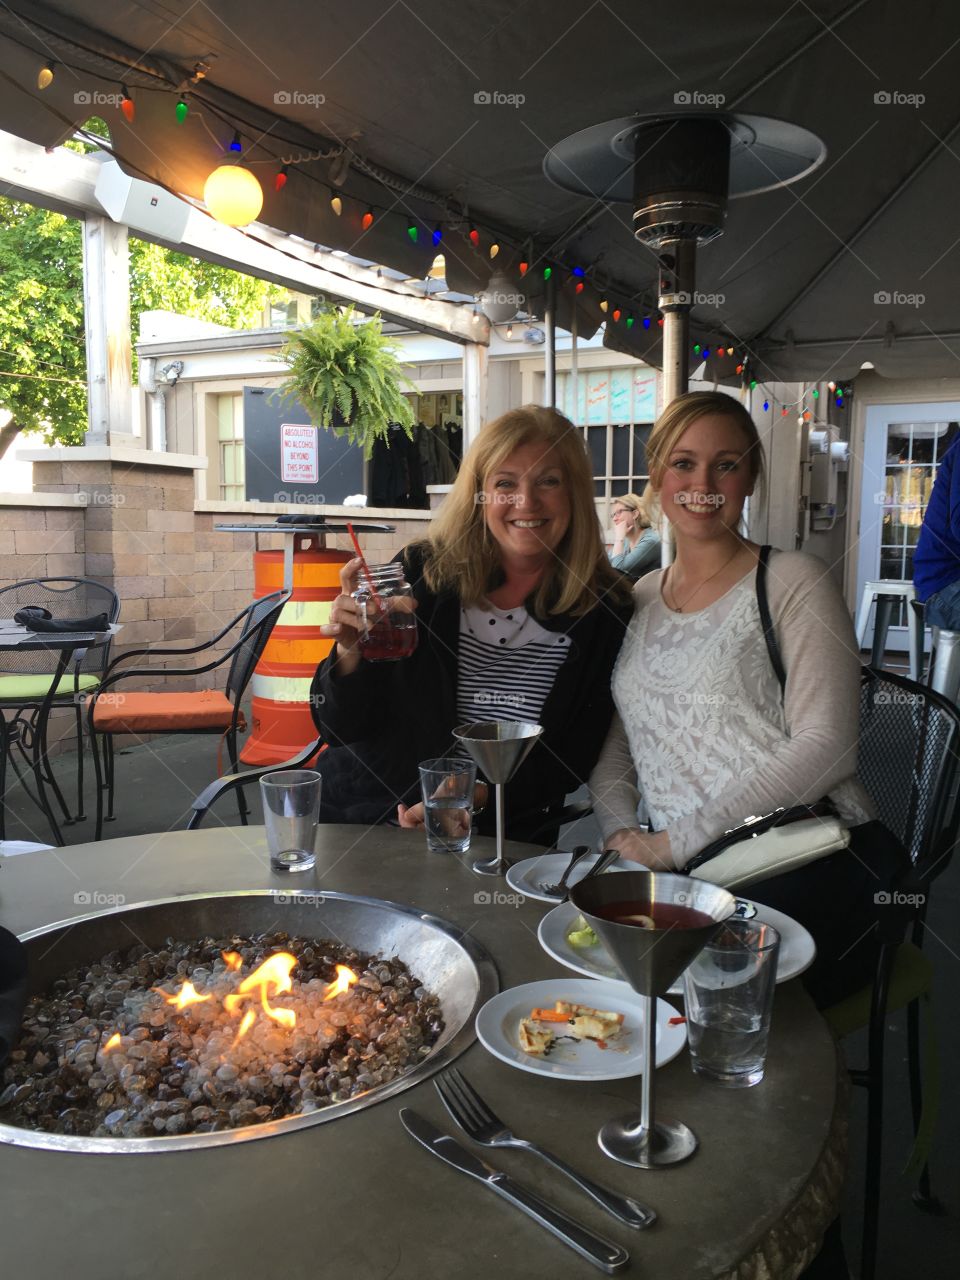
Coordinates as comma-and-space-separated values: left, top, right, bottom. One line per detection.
566, 914, 600, 948
518, 1000, 624, 1057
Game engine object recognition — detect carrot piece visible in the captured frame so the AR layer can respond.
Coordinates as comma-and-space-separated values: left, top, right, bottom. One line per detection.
530, 1008, 572, 1023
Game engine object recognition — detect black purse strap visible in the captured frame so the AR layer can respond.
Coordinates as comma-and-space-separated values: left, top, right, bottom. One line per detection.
757, 544, 786, 696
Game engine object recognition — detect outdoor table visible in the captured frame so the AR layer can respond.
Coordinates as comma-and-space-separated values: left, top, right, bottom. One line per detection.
0, 627, 113, 846
0, 827, 846, 1279
214, 519, 396, 592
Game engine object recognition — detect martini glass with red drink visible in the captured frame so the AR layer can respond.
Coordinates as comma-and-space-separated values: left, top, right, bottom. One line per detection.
570, 870, 735, 1168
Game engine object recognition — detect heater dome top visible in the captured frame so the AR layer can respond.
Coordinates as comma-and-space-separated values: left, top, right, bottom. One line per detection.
543, 112, 825, 202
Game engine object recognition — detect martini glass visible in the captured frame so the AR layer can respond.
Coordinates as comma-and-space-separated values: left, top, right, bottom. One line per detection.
570, 870, 735, 1167
452, 720, 542, 876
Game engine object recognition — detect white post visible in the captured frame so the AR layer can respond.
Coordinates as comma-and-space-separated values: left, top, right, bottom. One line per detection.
462, 342, 488, 449
82, 214, 132, 444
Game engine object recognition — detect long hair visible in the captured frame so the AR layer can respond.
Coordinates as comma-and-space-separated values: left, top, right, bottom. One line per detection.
423, 405, 632, 616
613, 491, 649, 530
645, 391, 766, 495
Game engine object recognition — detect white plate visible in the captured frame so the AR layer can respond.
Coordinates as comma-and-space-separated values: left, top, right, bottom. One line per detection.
537, 899, 816, 996
505, 851, 630, 904
475, 977, 687, 1082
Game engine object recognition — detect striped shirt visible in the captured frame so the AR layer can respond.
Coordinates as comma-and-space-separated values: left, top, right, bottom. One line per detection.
456, 601, 572, 728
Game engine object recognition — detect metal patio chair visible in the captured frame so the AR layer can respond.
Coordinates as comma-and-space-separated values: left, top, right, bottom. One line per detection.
824, 665, 960, 1280
0, 577, 120, 836
87, 589, 289, 838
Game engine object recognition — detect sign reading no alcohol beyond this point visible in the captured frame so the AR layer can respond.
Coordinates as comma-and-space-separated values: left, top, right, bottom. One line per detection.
280, 424, 319, 484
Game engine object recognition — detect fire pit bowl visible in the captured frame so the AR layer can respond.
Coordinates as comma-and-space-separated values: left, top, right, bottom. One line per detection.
1, 890, 497, 1154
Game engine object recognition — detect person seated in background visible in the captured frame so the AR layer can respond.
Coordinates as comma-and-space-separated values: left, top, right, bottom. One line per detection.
589, 390, 908, 1010
311, 405, 634, 845
608, 488, 661, 579
914, 427, 960, 630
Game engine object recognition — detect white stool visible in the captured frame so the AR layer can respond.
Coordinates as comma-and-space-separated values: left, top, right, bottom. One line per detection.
855, 579, 924, 681
928, 627, 960, 704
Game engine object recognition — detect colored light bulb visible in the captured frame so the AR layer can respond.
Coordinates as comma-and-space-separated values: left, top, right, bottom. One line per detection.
599, 298, 608, 313
362, 209, 374, 230
626, 314, 635, 328
407, 220, 418, 242
120, 89, 135, 122
543, 265, 552, 280
489, 242, 499, 259
763, 401, 769, 411
432, 224, 442, 246
575, 280, 584, 294
330, 194, 342, 216
750, 379, 757, 389
519, 261, 528, 277
643, 315, 651, 329
175, 98, 188, 123
469, 227, 480, 248
612, 308, 622, 322
37, 62, 54, 90
694, 344, 701, 355
229, 130, 242, 153
274, 166, 288, 192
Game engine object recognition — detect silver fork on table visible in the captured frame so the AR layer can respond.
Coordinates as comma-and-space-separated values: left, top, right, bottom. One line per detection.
538, 844, 593, 896
435, 1068, 656, 1229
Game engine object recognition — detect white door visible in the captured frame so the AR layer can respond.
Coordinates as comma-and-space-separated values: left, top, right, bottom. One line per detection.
857, 402, 960, 650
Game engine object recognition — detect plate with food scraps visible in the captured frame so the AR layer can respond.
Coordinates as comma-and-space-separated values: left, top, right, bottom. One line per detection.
538, 899, 816, 995
475, 977, 687, 1081
505, 851, 631, 904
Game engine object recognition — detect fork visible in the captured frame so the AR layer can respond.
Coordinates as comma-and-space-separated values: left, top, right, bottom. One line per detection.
538, 845, 594, 896
435, 1069, 656, 1230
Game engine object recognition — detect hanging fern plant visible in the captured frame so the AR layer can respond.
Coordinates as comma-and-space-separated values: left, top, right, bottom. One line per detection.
276, 305, 416, 456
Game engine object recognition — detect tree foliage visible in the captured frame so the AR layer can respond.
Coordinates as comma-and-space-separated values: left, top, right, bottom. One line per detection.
278, 305, 415, 457
0, 185, 281, 452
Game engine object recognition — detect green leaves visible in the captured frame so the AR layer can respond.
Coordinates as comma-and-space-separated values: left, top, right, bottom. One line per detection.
277, 306, 415, 457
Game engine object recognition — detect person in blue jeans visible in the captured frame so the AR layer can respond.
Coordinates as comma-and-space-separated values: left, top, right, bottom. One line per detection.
914, 430, 960, 628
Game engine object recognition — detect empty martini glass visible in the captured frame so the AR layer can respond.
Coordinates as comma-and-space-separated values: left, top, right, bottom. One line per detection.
570, 870, 735, 1168
452, 720, 542, 876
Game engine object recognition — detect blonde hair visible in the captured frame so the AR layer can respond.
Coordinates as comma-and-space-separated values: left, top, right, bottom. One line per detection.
646, 391, 765, 494
422, 405, 632, 616
612, 491, 656, 530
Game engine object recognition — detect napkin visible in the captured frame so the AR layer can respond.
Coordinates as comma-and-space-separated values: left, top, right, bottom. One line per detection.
13, 605, 109, 633
0, 925, 28, 1067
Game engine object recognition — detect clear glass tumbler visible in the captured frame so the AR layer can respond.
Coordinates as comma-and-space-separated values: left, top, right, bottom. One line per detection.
352, 563, 418, 662
260, 769, 321, 872
683, 918, 780, 1087
418, 757, 476, 854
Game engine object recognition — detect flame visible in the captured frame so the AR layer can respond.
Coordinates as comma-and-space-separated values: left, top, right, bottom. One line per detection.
232, 1009, 257, 1046
224, 951, 298, 1028
222, 950, 243, 971
102, 1032, 121, 1053
323, 964, 359, 1001
161, 980, 212, 1012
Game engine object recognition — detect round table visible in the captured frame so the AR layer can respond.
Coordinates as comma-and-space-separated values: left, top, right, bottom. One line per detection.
0, 826, 846, 1279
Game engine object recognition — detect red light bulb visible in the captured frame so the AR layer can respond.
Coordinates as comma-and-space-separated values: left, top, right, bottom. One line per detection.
361, 209, 374, 231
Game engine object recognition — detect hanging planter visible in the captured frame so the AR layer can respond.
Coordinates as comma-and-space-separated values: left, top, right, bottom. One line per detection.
276, 305, 416, 457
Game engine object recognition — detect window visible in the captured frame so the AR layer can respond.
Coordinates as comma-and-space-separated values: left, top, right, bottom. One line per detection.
217, 393, 245, 501
557, 367, 658, 501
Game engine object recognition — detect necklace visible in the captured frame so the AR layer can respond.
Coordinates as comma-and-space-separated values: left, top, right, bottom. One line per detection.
663, 543, 745, 613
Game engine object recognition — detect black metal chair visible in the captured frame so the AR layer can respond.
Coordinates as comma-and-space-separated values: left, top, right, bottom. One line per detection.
823, 665, 960, 1280
187, 734, 324, 829
0, 577, 120, 836
87, 589, 290, 838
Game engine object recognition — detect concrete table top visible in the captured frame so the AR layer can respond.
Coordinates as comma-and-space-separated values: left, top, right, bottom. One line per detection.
0, 826, 845, 1280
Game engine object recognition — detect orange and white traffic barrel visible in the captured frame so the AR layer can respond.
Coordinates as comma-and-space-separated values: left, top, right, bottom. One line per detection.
241, 543, 350, 766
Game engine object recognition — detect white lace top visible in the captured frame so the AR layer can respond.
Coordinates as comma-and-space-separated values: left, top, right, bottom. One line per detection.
589, 550, 873, 866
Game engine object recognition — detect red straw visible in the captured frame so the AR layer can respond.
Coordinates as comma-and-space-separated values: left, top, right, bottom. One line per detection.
347, 521, 383, 611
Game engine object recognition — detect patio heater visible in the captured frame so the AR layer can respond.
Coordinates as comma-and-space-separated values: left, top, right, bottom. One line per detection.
543, 113, 825, 404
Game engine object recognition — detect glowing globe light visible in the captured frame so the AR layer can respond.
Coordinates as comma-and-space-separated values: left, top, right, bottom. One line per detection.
203, 165, 264, 226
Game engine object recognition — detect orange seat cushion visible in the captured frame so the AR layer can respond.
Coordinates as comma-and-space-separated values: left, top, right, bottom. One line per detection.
89, 689, 243, 733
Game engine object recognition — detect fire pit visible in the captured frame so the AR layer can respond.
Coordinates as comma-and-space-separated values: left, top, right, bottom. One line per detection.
0, 890, 496, 1153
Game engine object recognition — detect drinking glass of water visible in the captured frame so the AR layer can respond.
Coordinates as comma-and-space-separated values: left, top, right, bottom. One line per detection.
260, 769, 322, 873
418, 758, 477, 854
682, 918, 780, 1088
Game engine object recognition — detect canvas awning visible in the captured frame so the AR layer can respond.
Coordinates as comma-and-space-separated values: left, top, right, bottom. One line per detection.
1, 0, 959, 382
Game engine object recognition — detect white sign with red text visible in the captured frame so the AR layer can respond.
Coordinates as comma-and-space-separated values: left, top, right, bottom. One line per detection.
280, 423, 319, 484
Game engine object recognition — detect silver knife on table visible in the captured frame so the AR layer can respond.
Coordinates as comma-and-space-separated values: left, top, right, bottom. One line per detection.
399, 1108, 630, 1274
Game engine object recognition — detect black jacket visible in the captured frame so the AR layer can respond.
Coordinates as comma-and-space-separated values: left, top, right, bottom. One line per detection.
310, 546, 632, 843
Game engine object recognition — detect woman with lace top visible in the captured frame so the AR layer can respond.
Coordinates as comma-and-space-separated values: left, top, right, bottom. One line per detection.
589, 390, 906, 1007
311, 405, 634, 843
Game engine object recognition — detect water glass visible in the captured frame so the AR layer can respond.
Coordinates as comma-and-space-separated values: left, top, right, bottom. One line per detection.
260, 769, 321, 873
418, 758, 476, 854
682, 918, 780, 1088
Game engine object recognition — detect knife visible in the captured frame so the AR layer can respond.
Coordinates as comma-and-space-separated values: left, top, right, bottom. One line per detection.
399, 1108, 630, 1274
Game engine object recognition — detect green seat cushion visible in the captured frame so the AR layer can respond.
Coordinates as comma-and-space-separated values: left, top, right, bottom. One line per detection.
823, 941, 933, 1038
0, 673, 101, 702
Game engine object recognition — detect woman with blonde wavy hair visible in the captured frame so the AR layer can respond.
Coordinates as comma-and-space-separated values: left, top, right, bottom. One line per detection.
311, 405, 634, 842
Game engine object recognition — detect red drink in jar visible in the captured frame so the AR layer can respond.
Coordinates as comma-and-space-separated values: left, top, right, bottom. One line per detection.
352, 563, 418, 662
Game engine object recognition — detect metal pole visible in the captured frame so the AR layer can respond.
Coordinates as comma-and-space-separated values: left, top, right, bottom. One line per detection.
657, 238, 697, 565
544, 271, 556, 408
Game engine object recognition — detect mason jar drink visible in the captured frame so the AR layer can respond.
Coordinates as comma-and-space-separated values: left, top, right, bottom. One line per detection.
351, 563, 418, 661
